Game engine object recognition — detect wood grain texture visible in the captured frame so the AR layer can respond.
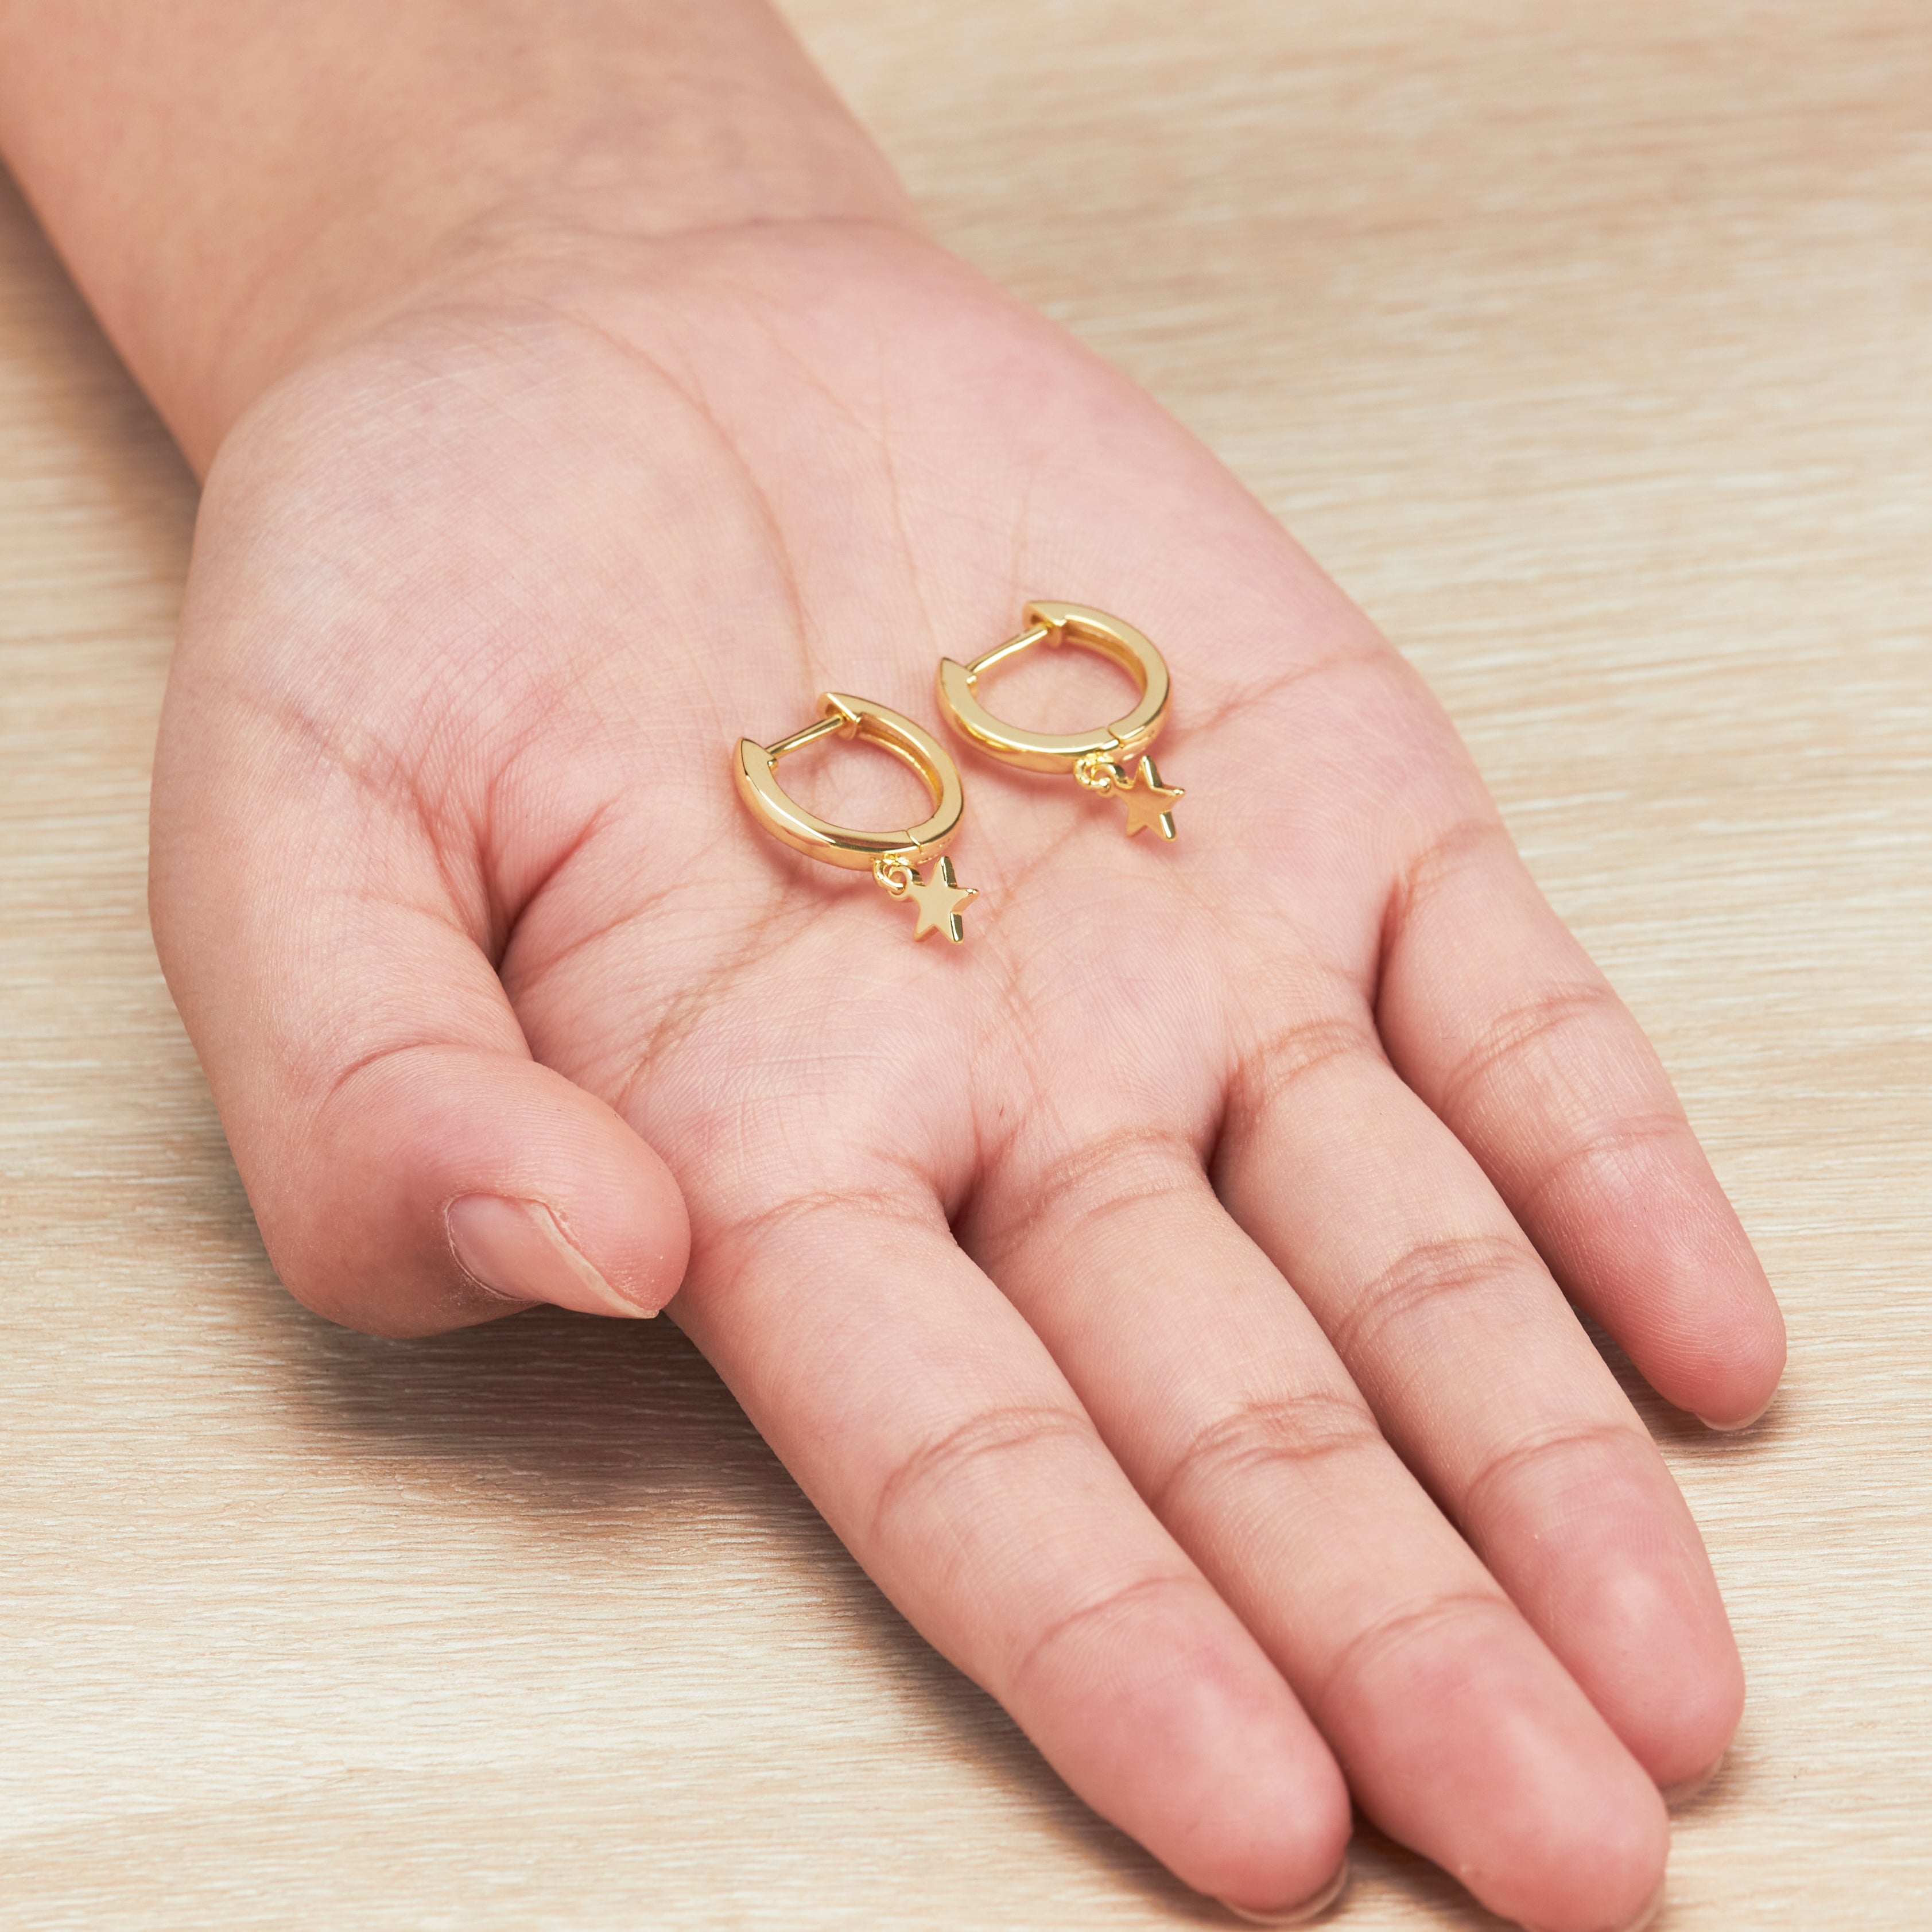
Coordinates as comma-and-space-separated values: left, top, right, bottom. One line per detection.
3, 2, 1928, 1925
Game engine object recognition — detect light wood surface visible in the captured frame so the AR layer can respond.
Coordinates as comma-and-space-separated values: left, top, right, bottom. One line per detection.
4, 2, 1929, 1925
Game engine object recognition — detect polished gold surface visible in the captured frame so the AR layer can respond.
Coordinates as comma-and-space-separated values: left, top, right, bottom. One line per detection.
1107, 755, 1184, 840
735, 690, 965, 868
6, 2, 1931, 1926
735, 690, 980, 938
880, 852, 979, 943
937, 602, 1182, 835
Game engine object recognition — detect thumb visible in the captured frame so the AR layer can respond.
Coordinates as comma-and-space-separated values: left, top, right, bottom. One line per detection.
150, 732, 688, 1341
280, 1038, 690, 1339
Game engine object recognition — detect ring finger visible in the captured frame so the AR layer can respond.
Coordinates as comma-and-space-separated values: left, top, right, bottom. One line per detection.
963, 1124, 1670, 1932
1210, 995, 1744, 1793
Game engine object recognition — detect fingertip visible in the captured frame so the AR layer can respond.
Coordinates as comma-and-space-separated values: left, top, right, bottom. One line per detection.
1696, 1391, 1777, 1433
1661, 1752, 1724, 1810
1124, 1677, 1353, 1917
1147, 1640, 1354, 1914
1601, 1587, 1744, 1796
1689, 1302, 1784, 1430
1569, 1585, 1741, 1803
1483, 1435, 1745, 1793
1187, 1741, 1353, 1925
1498, 1778, 1670, 1932
1589, 1185, 1785, 1432
1340, 1609, 1669, 1932
1027, 1585, 1352, 1915
1609, 1877, 1669, 1932
1519, 1875, 1669, 1932
1518, 1876, 1669, 1932
1219, 1853, 1351, 1923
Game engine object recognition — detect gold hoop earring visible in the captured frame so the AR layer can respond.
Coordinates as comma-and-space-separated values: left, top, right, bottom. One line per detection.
936, 602, 1184, 840
733, 693, 981, 943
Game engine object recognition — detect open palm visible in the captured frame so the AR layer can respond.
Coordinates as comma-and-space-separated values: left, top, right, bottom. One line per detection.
151, 220, 1783, 1930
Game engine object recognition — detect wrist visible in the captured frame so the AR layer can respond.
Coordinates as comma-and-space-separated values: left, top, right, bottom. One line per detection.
220, 137, 918, 468
0, 0, 915, 472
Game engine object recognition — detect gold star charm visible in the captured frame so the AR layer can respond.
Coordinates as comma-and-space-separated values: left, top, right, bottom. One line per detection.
1118, 756, 1184, 839
902, 855, 979, 942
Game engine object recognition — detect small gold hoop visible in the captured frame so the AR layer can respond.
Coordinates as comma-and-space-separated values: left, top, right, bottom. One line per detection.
733, 692, 964, 871
935, 602, 1171, 775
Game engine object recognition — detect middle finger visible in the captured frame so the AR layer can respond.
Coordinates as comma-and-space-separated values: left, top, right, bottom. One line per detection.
963, 1119, 1669, 1932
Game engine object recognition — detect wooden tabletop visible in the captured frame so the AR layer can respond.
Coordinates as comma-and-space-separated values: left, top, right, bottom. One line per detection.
4, 2, 1928, 1925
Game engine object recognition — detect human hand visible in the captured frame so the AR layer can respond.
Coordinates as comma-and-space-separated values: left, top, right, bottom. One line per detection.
149, 217, 1783, 1930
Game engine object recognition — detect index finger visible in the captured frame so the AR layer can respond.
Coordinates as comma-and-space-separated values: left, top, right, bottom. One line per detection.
669, 1184, 1352, 1922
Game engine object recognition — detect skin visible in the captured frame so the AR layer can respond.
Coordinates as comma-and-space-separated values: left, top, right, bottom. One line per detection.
0, 5, 1785, 1926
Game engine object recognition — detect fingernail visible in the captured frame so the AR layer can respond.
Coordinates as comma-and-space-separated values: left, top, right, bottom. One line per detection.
1697, 1394, 1774, 1433
1520, 1875, 1666, 1932
445, 1195, 652, 1320
1219, 1856, 1350, 1925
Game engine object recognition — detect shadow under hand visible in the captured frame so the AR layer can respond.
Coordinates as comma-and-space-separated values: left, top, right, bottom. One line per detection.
0, 166, 197, 582
263, 1294, 1223, 1918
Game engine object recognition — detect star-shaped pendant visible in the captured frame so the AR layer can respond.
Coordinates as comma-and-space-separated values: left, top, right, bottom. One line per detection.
1118, 755, 1183, 839
902, 855, 979, 942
